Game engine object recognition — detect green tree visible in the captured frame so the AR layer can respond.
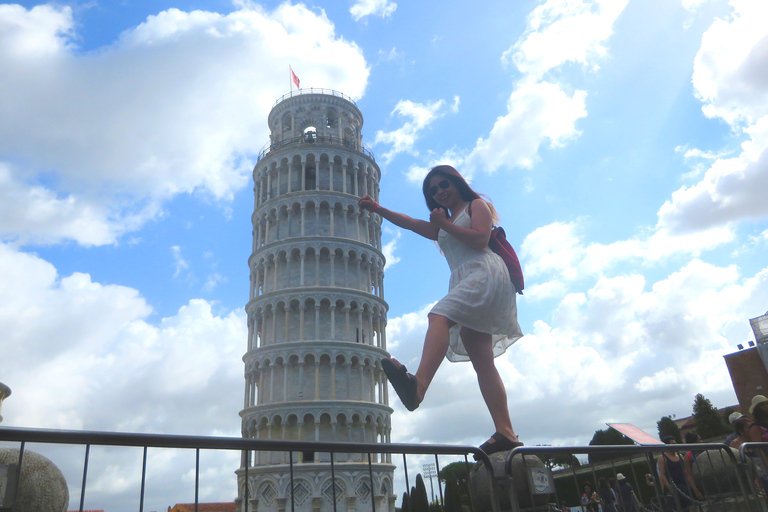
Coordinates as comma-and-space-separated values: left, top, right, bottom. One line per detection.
411, 474, 430, 512
692, 393, 730, 439
400, 491, 410, 512
443, 477, 462, 512
657, 415, 681, 443
535, 445, 582, 469
439, 461, 470, 507
588, 427, 634, 464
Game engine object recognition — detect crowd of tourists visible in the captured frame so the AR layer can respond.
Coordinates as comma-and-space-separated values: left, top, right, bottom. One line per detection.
564, 394, 768, 512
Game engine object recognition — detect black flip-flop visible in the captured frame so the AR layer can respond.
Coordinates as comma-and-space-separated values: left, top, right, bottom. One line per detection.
381, 358, 419, 411
478, 432, 523, 457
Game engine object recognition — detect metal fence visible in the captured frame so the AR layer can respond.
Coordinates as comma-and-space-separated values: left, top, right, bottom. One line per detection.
2, 426, 768, 512
502, 443, 768, 512
0, 426, 501, 512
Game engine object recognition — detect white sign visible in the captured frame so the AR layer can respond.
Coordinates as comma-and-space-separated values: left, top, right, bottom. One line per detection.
529, 467, 554, 494
0, 464, 8, 504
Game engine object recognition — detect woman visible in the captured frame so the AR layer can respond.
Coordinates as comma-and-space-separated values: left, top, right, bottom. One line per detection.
597, 477, 617, 512
729, 415, 752, 449
615, 473, 637, 512
358, 165, 523, 454
747, 395, 768, 497
657, 436, 703, 512
581, 481, 600, 512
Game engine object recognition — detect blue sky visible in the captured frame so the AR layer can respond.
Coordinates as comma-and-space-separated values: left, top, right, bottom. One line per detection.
2, 0, 768, 509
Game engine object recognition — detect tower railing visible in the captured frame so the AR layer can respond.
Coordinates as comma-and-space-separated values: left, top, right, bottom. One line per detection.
257, 133, 375, 163
272, 89, 358, 109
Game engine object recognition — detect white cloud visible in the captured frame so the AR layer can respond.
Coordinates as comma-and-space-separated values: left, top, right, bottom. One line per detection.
692, 0, 768, 127
503, 0, 629, 82
657, 117, 768, 234
374, 98, 452, 162
0, 243, 245, 432
517, 218, 741, 300
0, 242, 246, 508
350, 0, 397, 21
381, 227, 402, 270
171, 245, 191, 278
0, 3, 369, 246
387, 258, 768, 447
464, 0, 628, 175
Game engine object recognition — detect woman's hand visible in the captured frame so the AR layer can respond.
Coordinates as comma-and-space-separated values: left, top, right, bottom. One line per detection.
358, 194, 378, 212
429, 207, 448, 228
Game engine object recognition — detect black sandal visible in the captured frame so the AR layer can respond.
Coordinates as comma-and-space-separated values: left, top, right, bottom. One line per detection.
381, 358, 420, 411
478, 432, 523, 456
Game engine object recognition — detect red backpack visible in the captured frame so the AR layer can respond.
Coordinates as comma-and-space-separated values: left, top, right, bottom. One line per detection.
488, 226, 524, 294
468, 201, 524, 294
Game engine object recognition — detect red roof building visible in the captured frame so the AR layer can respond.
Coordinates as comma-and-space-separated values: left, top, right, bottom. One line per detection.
168, 503, 237, 512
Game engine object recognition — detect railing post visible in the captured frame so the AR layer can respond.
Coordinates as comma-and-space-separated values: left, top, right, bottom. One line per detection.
139, 446, 147, 512
367, 452, 376, 512
244, 450, 249, 512
195, 448, 200, 512
330, 452, 337, 512
79, 444, 90, 512
433, 454, 444, 507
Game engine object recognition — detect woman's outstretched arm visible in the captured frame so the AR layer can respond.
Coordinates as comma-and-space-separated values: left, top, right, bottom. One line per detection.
358, 194, 439, 240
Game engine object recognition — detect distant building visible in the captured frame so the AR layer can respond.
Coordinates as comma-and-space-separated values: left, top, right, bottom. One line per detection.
672, 404, 741, 440
723, 311, 768, 413
168, 503, 237, 512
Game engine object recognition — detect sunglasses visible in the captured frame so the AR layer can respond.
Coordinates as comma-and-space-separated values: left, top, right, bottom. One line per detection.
428, 179, 451, 197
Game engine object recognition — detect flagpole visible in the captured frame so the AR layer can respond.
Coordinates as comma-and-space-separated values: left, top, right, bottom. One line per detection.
289, 65, 292, 92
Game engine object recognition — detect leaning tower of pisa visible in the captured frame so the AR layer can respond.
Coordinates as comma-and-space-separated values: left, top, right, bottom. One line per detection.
236, 89, 395, 512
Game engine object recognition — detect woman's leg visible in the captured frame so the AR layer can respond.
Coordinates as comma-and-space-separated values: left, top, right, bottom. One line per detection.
461, 326, 518, 443
411, 313, 454, 404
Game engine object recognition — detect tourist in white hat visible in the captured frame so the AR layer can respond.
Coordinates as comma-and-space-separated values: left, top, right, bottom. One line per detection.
748, 395, 768, 442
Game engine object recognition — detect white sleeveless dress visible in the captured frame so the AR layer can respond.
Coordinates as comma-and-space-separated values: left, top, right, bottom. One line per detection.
430, 205, 524, 362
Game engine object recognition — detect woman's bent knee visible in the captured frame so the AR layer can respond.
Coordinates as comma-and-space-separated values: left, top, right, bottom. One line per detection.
428, 313, 455, 329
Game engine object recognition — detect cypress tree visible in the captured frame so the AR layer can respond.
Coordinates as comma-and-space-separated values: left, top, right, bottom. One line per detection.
657, 415, 681, 443
692, 393, 730, 439
444, 477, 462, 512
401, 491, 410, 512
412, 474, 430, 512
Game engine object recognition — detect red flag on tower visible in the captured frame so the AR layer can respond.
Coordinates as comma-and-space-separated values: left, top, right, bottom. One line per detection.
290, 67, 300, 89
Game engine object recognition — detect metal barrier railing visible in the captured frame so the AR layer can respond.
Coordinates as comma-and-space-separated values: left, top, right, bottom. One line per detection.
0, 426, 500, 512
503, 443, 768, 512
5, 427, 767, 512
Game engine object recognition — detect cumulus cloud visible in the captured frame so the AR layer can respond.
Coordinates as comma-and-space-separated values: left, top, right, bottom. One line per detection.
381, 227, 402, 270
502, 0, 628, 81
0, 242, 246, 509
350, 0, 397, 21
467, 81, 587, 172
658, 0, 768, 235
374, 98, 456, 162
461, 0, 627, 175
0, 3, 369, 246
692, 0, 768, 127
387, 258, 768, 448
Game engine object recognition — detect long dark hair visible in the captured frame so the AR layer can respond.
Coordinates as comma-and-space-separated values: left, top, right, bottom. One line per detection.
421, 165, 499, 222
754, 406, 768, 427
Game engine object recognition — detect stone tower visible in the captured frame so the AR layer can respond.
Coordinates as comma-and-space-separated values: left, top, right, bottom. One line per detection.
237, 89, 395, 512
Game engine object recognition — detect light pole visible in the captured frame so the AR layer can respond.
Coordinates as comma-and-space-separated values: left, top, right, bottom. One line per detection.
422, 462, 436, 504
